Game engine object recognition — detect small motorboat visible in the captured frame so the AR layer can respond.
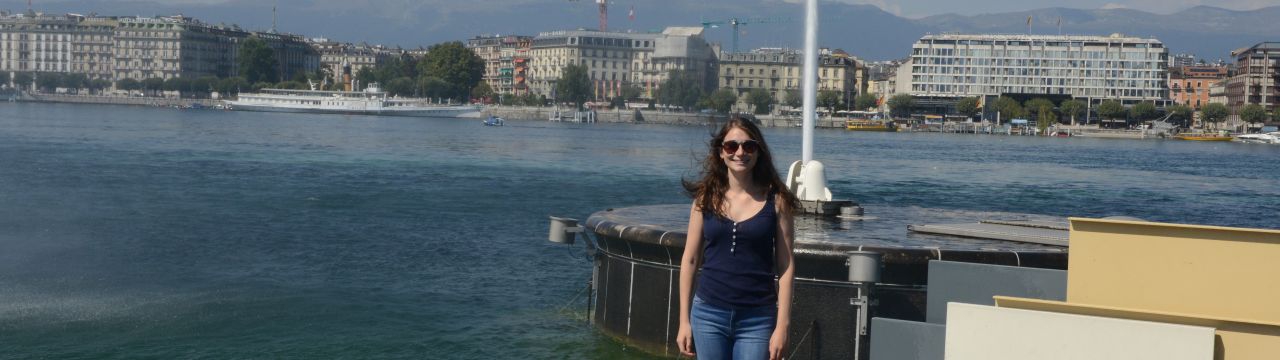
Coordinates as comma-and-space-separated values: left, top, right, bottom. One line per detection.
1233, 132, 1280, 144
483, 116, 505, 127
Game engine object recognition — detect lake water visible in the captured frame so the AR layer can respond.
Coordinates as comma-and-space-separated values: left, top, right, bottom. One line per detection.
1, 103, 1276, 359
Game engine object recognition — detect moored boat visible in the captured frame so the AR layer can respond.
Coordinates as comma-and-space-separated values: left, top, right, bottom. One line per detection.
846, 119, 896, 131
225, 83, 481, 118
1174, 133, 1233, 141
1233, 132, 1280, 144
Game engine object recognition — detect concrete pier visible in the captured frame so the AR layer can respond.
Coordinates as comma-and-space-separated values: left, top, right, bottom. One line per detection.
582, 204, 1067, 358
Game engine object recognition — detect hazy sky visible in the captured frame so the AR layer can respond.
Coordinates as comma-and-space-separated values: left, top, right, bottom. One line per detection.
14, 0, 1280, 19
811, 0, 1278, 17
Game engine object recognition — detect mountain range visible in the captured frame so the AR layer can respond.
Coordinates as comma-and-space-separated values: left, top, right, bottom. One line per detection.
29, 1, 1280, 61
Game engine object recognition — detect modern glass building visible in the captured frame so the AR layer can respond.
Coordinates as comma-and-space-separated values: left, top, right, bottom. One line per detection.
909, 33, 1169, 106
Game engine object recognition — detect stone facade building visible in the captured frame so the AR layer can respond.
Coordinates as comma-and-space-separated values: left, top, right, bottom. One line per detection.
526, 27, 716, 100
112, 15, 248, 81
313, 40, 391, 89
1224, 42, 1280, 115
466, 35, 533, 95
0, 13, 116, 80
717, 47, 863, 112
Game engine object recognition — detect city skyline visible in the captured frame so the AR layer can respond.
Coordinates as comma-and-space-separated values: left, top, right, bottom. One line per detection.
7, 1, 1280, 61
15, 0, 1280, 19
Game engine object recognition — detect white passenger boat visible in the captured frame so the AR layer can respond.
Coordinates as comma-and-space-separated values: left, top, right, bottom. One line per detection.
226, 84, 481, 118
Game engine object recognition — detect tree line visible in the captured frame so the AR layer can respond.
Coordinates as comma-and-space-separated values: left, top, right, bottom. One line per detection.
351, 41, 484, 101
881, 93, 1276, 131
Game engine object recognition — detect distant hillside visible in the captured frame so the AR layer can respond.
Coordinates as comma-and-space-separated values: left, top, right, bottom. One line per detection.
30, 0, 1280, 61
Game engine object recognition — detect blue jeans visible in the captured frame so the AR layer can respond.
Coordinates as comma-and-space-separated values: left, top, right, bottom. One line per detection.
690, 295, 777, 360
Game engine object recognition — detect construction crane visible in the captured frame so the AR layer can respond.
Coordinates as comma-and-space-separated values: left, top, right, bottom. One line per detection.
568, 0, 609, 31
700, 17, 791, 53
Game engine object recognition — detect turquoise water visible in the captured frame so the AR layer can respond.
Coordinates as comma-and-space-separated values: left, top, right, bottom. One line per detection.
0, 103, 1276, 359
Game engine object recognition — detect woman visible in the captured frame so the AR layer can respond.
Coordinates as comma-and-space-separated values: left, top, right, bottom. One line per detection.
677, 117, 799, 360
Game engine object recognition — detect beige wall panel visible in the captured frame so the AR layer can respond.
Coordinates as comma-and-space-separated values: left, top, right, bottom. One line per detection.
945, 302, 1215, 360
996, 296, 1280, 360
1067, 218, 1280, 323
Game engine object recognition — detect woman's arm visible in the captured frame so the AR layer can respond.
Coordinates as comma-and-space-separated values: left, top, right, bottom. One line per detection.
676, 202, 705, 357
770, 198, 796, 360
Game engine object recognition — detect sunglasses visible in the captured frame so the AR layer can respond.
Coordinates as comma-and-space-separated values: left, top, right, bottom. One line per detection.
720, 139, 760, 154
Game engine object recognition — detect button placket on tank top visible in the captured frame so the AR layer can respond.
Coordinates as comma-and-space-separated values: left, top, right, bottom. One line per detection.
731, 221, 737, 254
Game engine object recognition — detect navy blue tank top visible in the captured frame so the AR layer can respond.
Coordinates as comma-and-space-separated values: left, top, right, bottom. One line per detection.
695, 192, 778, 309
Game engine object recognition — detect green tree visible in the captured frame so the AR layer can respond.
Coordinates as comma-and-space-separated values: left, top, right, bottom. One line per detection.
61, 73, 88, 91
1165, 104, 1193, 128
1129, 101, 1157, 123
142, 77, 165, 95
854, 93, 878, 111
383, 77, 415, 96
1059, 99, 1086, 125
36, 72, 63, 91
991, 97, 1022, 121
418, 77, 452, 99
1200, 103, 1229, 129
555, 64, 591, 110
1025, 98, 1056, 126
419, 41, 484, 100
191, 76, 218, 95
655, 69, 704, 111
164, 77, 191, 93
117, 78, 142, 91
1036, 106, 1058, 134
701, 89, 737, 113
784, 90, 802, 108
1239, 103, 1267, 126
13, 72, 33, 89
238, 37, 280, 84
818, 90, 843, 114
747, 88, 774, 115
215, 77, 248, 95
1025, 98, 1055, 113
1097, 100, 1127, 121
355, 67, 376, 87
471, 82, 495, 102
887, 94, 914, 118
88, 79, 112, 94
620, 84, 642, 100
955, 97, 980, 119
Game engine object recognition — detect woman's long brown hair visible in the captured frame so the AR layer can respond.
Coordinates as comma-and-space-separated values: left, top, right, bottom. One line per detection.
683, 116, 800, 218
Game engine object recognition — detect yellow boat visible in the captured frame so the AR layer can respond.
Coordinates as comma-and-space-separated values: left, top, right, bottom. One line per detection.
846, 119, 896, 132
1174, 134, 1233, 141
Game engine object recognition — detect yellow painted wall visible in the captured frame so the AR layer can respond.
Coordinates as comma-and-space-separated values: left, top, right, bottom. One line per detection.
1067, 218, 1280, 323
995, 296, 1280, 360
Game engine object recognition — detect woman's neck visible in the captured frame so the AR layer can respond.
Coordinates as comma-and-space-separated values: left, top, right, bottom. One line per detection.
726, 170, 757, 196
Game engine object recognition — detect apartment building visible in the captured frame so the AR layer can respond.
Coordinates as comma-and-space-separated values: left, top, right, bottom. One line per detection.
0, 13, 116, 80
526, 27, 715, 100
1224, 42, 1280, 114
717, 47, 863, 112
1169, 65, 1227, 109
908, 33, 1169, 112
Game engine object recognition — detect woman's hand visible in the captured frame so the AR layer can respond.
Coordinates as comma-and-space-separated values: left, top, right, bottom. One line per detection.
677, 322, 695, 357
769, 327, 788, 360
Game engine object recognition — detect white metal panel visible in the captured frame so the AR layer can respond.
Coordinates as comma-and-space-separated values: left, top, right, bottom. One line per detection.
944, 302, 1215, 360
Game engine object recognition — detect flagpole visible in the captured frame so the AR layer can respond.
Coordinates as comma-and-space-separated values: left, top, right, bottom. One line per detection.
802, 0, 817, 163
